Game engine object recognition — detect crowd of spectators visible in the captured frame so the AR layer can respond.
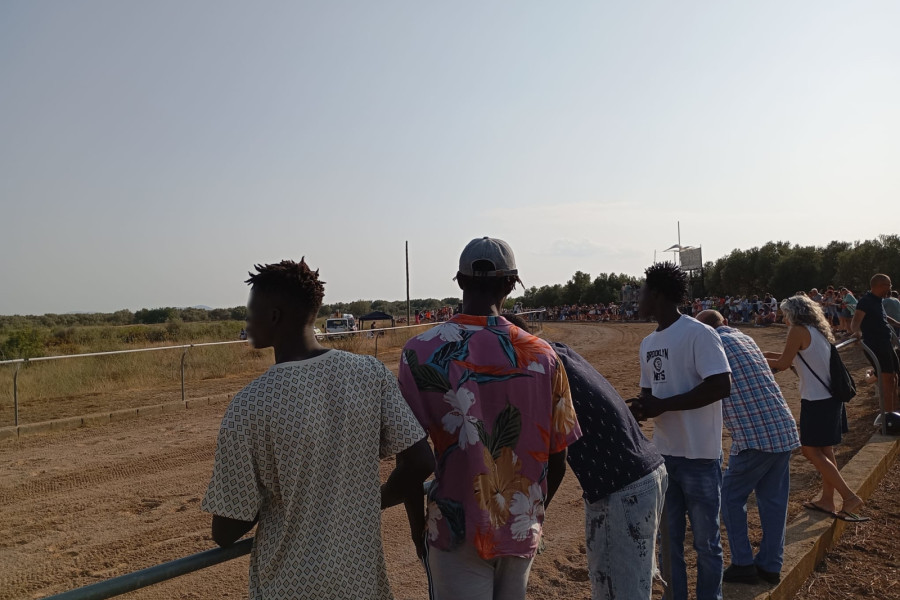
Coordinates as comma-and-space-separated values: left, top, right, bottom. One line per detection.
524, 286, 900, 337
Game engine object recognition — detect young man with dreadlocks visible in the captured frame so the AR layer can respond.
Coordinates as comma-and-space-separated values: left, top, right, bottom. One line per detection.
202, 258, 434, 600
628, 263, 731, 600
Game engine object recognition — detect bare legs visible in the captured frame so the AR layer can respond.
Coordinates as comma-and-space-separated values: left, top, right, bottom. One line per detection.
800, 445, 864, 513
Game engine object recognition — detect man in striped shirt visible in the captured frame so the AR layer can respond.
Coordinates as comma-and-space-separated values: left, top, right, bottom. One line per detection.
697, 310, 800, 586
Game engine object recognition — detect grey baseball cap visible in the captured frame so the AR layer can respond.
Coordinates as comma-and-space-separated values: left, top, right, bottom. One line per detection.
457, 237, 519, 277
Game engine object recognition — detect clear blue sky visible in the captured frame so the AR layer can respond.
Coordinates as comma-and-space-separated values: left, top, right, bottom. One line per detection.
1, 1, 898, 314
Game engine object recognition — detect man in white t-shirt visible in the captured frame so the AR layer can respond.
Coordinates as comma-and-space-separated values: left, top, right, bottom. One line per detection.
628, 263, 732, 600
202, 258, 434, 600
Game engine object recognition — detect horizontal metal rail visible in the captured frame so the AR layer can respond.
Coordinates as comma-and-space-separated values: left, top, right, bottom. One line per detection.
1, 310, 547, 366
834, 336, 895, 435
27, 310, 548, 598
41, 538, 253, 600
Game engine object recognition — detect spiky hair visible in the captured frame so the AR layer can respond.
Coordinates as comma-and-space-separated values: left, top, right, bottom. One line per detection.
644, 262, 688, 304
245, 258, 325, 314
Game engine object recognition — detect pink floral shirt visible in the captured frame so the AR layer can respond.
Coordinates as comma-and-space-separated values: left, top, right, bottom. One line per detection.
399, 314, 581, 559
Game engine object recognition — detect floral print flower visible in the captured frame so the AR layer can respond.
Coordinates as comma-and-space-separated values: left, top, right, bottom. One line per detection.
473, 446, 530, 528
441, 387, 480, 448
417, 322, 464, 343
509, 482, 545, 542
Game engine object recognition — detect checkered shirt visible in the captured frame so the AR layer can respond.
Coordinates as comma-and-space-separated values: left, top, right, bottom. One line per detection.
716, 327, 800, 455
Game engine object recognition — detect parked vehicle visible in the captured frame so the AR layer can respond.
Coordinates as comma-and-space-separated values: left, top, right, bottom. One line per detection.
325, 314, 356, 335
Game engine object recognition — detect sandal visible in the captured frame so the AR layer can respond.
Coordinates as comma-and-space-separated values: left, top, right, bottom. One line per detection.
803, 501, 837, 517
835, 510, 870, 523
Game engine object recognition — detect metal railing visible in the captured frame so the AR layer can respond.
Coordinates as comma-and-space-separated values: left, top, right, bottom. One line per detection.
837, 331, 900, 436
42, 538, 254, 600
32, 313, 896, 600
2, 313, 543, 428
26, 310, 546, 599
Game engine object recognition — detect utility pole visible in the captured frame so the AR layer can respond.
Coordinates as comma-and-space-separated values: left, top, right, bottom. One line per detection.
405, 241, 410, 325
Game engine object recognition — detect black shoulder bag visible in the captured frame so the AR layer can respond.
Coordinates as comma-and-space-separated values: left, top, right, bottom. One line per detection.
796, 343, 857, 403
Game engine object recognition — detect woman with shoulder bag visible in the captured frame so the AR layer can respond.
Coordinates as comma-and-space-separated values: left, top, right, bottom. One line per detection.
765, 295, 869, 522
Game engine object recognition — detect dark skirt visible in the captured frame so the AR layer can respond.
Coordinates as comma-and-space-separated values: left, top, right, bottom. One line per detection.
799, 399, 848, 447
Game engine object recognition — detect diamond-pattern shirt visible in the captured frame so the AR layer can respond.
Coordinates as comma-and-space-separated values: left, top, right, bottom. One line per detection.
202, 350, 426, 600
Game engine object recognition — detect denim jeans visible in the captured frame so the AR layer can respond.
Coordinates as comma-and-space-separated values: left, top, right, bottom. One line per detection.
721, 449, 791, 573
584, 464, 668, 600
662, 455, 723, 600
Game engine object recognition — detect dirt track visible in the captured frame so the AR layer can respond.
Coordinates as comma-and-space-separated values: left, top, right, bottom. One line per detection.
0, 322, 885, 600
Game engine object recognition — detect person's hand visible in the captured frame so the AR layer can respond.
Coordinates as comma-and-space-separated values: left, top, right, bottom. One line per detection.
626, 397, 647, 421
627, 395, 664, 420
413, 534, 426, 565
639, 396, 665, 419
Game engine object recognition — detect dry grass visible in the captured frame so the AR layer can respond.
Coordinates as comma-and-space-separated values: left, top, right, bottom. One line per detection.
0, 322, 436, 426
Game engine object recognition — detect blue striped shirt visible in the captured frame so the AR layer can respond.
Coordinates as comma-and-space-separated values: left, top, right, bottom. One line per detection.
715, 326, 800, 455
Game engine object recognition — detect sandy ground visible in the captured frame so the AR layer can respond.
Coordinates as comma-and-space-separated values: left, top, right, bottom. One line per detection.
794, 456, 900, 600
0, 322, 886, 600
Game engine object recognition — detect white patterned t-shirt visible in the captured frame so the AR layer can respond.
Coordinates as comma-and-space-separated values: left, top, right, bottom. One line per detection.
202, 350, 426, 600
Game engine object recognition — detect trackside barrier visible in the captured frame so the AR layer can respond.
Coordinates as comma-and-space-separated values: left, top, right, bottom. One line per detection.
28, 312, 551, 598
41, 538, 254, 600
1, 311, 545, 427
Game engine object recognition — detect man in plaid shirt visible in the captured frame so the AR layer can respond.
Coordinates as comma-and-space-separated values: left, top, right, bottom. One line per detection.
697, 311, 800, 586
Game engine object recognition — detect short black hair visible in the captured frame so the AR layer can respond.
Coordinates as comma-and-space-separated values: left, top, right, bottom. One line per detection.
644, 262, 687, 304
245, 258, 325, 318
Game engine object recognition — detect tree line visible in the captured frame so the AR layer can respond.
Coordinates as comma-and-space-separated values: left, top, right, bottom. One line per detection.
702, 235, 900, 300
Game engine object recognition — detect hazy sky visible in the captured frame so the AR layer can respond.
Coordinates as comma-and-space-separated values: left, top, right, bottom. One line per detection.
2, 2, 898, 315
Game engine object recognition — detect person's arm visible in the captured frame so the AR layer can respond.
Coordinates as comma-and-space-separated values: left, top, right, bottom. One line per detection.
211, 514, 258, 548
849, 309, 865, 338
381, 438, 434, 509
766, 325, 807, 372
544, 449, 567, 509
635, 372, 731, 419
381, 438, 433, 562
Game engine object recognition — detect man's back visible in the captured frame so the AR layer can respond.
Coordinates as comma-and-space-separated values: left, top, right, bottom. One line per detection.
399, 315, 580, 559
858, 291, 892, 347
715, 326, 799, 455
202, 350, 424, 600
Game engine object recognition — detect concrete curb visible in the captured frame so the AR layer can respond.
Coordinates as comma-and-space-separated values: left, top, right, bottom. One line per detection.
0, 393, 233, 441
726, 432, 900, 600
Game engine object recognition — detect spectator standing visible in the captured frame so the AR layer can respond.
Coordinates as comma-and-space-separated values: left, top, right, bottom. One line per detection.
628, 263, 732, 600
696, 311, 800, 585
766, 295, 869, 522
399, 237, 581, 600
850, 274, 900, 419
202, 259, 433, 600
839, 287, 857, 333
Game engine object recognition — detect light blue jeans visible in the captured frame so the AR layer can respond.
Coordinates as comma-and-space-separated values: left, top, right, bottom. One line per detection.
584, 464, 668, 600
721, 449, 792, 573
662, 455, 723, 600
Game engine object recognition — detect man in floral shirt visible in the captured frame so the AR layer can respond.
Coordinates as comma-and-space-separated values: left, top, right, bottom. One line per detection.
399, 237, 581, 600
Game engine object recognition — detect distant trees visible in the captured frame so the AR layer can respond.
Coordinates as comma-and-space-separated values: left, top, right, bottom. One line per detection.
517, 272, 643, 308
1, 235, 896, 345
703, 235, 900, 299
